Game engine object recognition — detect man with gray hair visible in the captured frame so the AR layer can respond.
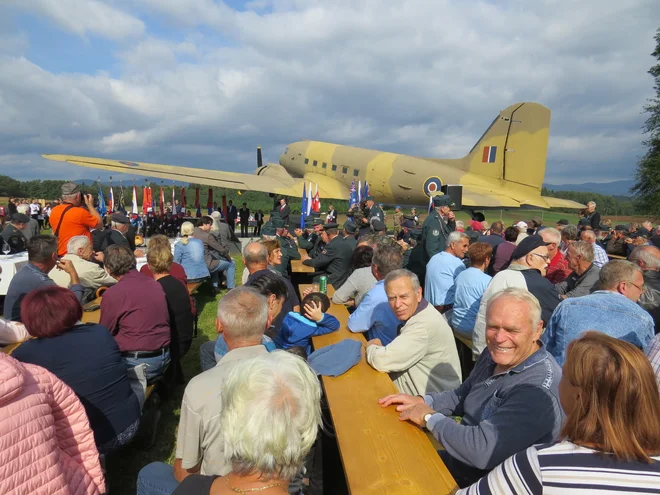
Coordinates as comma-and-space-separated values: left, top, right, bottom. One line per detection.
137, 287, 272, 494
556, 240, 600, 299
540, 227, 570, 284
379, 288, 562, 488
579, 229, 608, 267
584, 200, 601, 230
559, 224, 578, 257
544, 260, 655, 366
348, 243, 403, 346
367, 269, 461, 396
628, 245, 660, 331
49, 235, 116, 296
424, 231, 469, 312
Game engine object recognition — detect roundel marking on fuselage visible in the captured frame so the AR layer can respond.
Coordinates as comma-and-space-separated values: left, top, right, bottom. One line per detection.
422, 177, 443, 198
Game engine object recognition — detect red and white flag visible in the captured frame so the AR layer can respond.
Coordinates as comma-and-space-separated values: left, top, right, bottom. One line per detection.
312, 183, 320, 212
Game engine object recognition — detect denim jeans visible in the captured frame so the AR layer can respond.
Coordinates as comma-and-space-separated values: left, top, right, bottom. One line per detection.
211, 259, 236, 289
136, 462, 179, 495
122, 349, 171, 381
199, 340, 217, 372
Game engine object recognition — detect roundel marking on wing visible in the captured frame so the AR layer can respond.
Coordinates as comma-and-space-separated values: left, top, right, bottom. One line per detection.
119, 161, 140, 167
423, 177, 443, 198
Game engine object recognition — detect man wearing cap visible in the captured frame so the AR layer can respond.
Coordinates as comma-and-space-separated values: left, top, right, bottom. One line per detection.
275, 219, 301, 277
514, 221, 529, 244
16, 204, 40, 240
393, 206, 403, 237
606, 225, 628, 257
1, 213, 29, 253
363, 196, 384, 227
396, 218, 414, 244
421, 195, 456, 264
342, 221, 358, 250
49, 182, 102, 257
301, 223, 353, 289
372, 219, 387, 236
295, 218, 325, 258
100, 212, 132, 250
472, 235, 561, 357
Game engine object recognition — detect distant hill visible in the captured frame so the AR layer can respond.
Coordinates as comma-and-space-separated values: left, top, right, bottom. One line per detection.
543, 180, 635, 197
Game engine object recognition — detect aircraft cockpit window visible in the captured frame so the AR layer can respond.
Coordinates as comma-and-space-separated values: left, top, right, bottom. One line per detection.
313, 160, 318, 166
304, 158, 309, 164
322, 162, 327, 169
353, 169, 360, 177
342, 166, 348, 174
332, 164, 337, 171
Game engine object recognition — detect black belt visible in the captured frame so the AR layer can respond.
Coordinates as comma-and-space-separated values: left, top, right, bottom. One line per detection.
121, 346, 169, 359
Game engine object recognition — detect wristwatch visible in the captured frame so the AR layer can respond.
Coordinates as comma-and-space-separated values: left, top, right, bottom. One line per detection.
424, 413, 433, 428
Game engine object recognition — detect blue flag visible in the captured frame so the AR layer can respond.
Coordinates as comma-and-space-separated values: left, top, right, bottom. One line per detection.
349, 180, 358, 209
97, 183, 107, 216
363, 181, 369, 199
301, 183, 307, 228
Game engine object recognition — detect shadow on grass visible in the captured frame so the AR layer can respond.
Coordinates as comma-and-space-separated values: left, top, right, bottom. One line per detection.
105, 282, 222, 494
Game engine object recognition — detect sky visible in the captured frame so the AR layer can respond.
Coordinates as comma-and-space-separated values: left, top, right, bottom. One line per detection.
0, 0, 658, 186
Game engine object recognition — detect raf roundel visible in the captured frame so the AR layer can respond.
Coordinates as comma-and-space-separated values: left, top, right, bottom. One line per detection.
423, 177, 443, 198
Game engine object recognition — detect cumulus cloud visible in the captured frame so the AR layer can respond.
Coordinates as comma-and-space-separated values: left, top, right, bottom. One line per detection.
0, 0, 658, 186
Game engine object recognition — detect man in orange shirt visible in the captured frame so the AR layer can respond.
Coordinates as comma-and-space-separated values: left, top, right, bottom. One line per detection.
49, 182, 102, 256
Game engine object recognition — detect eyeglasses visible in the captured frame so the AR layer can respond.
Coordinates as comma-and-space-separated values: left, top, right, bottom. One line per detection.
627, 281, 646, 292
531, 253, 550, 262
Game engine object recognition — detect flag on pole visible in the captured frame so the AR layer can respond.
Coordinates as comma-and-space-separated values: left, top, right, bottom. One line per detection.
109, 186, 114, 213
142, 186, 149, 215
312, 183, 320, 212
172, 187, 176, 213
306, 182, 313, 217
195, 187, 201, 217
97, 182, 107, 216
358, 180, 362, 203
159, 187, 165, 217
148, 187, 154, 212
118, 182, 125, 212
131, 185, 138, 214
428, 194, 434, 214
349, 180, 358, 208
301, 183, 307, 228
181, 188, 186, 210
363, 181, 369, 199
207, 188, 213, 214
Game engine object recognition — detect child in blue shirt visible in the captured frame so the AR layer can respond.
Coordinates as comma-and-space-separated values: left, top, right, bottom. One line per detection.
274, 292, 340, 355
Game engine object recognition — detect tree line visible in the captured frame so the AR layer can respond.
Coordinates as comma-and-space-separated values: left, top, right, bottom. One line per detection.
540, 188, 640, 216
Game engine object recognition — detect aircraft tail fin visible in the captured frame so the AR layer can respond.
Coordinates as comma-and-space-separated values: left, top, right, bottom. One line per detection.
463, 102, 551, 192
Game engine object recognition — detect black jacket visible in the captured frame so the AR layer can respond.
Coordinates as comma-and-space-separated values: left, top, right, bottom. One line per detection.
638, 270, 660, 334
302, 235, 353, 289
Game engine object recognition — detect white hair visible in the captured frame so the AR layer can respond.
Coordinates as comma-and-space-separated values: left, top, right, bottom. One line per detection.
220, 351, 322, 480
384, 268, 421, 293
488, 288, 542, 329
16, 204, 29, 215
210, 211, 222, 234
448, 231, 469, 244
571, 240, 594, 263
630, 246, 660, 271
580, 230, 596, 243
599, 260, 643, 291
588, 201, 596, 207
455, 220, 465, 230
180, 221, 194, 245
540, 227, 561, 245
66, 235, 90, 254
216, 286, 269, 342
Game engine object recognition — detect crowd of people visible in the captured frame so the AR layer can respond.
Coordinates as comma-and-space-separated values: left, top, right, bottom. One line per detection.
1, 184, 659, 494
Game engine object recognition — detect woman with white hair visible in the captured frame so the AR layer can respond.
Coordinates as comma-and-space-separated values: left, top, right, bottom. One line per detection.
210, 211, 223, 237
172, 351, 322, 495
174, 221, 210, 281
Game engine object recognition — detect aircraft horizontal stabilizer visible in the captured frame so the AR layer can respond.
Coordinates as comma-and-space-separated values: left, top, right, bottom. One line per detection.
540, 196, 586, 209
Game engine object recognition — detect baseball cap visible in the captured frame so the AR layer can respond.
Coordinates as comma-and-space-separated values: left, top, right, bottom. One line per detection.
111, 212, 130, 224
323, 223, 339, 231
556, 219, 569, 226
343, 221, 358, 234
511, 234, 551, 260
11, 213, 30, 224
61, 182, 80, 196
261, 223, 276, 236
515, 221, 528, 230
372, 219, 387, 232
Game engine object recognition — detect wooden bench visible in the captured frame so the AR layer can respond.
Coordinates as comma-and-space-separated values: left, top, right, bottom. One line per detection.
452, 330, 475, 381
81, 297, 102, 324
608, 254, 627, 260
301, 284, 458, 494
291, 258, 316, 273
187, 281, 202, 294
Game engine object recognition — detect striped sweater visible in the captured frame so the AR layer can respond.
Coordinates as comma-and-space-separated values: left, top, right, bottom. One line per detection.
458, 441, 660, 494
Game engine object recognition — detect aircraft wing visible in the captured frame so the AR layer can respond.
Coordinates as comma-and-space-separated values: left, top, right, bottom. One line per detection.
42, 154, 349, 199
462, 185, 585, 210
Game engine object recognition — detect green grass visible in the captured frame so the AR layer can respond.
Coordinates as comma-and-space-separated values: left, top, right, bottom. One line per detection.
106, 255, 245, 494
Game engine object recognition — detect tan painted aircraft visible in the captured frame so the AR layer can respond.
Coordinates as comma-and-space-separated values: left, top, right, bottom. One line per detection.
43, 101, 583, 210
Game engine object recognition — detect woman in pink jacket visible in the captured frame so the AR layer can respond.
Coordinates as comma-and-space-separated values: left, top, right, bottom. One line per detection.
0, 352, 106, 495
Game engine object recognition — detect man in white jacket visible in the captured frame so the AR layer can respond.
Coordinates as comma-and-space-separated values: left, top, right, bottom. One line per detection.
366, 269, 462, 395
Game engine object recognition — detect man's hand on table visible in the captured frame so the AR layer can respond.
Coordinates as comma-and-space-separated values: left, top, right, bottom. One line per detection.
366, 338, 382, 348
379, 394, 436, 426
399, 403, 437, 427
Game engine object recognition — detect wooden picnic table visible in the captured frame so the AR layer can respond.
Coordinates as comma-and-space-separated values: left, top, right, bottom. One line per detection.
291, 258, 315, 273
301, 284, 458, 494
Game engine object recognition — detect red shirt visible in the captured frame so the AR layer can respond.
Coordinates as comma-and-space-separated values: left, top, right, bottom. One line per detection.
100, 270, 171, 352
546, 251, 571, 285
140, 263, 187, 287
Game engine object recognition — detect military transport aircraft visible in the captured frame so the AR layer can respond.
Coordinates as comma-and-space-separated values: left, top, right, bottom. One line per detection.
43, 102, 583, 210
